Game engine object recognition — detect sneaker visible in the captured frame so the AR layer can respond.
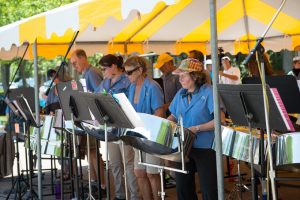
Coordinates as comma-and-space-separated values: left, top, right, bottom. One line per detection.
165, 176, 176, 189
91, 183, 107, 198
83, 183, 107, 198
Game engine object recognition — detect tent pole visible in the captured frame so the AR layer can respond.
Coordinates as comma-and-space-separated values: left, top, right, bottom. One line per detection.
33, 40, 42, 199
209, 1, 225, 199
242, 0, 251, 52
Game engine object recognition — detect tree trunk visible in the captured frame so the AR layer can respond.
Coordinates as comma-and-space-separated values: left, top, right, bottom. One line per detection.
1, 63, 10, 93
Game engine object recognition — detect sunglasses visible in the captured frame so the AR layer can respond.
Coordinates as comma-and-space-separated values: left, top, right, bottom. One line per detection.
125, 66, 140, 76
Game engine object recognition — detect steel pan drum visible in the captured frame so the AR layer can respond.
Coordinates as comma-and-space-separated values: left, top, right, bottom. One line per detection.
276, 132, 300, 170
80, 121, 121, 142
216, 126, 260, 164
121, 113, 195, 162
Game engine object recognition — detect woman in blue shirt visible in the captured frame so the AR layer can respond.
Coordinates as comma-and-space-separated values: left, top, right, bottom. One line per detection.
124, 56, 165, 200
96, 54, 140, 200
168, 58, 218, 200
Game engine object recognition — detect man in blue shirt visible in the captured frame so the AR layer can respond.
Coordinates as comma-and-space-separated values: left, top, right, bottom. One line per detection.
70, 49, 106, 192
70, 49, 103, 92
154, 53, 181, 114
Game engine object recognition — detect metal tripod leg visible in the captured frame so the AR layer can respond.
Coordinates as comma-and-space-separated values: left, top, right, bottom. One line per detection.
104, 121, 110, 200
86, 134, 95, 200
121, 141, 128, 200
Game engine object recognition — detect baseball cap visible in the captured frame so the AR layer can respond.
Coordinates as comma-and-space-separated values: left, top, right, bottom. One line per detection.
293, 56, 300, 62
154, 53, 173, 69
205, 59, 212, 65
221, 56, 231, 61
173, 58, 202, 75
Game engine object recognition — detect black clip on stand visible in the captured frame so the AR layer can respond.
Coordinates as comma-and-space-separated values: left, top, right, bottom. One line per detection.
3, 43, 29, 197
80, 92, 136, 200
13, 95, 42, 200
56, 81, 84, 200
4, 98, 29, 200
242, 1, 287, 197
69, 92, 100, 200
218, 84, 291, 200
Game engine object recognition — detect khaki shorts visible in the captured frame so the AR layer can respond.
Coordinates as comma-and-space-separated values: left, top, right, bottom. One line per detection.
79, 135, 99, 158
134, 149, 163, 174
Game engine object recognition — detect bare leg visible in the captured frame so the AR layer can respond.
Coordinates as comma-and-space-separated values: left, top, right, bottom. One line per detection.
148, 173, 161, 200
135, 169, 153, 200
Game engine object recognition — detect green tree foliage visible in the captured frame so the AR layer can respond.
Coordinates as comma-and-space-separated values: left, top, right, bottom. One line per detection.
0, 0, 78, 87
0, 0, 77, 27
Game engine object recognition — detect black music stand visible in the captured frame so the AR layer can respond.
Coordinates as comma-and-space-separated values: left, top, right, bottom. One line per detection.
4, 97, 29, 200
243, 75, 300, 194
11, 95, 41, 200
10, 87, 35, 113
68, 92, 101, 200
79, 92, 135, 200
56, 80, 83, 200
218, 84, 291, 200
44, 102, 61, 115
243, 75, 300, 113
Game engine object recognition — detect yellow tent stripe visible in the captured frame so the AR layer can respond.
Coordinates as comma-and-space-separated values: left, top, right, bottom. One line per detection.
292, 35, 300, 50
27, 44, 69, 60
113, 2, 168, 42
247, 0, 300, 34
79, 0, 122, 32
131, 0, 192, 42
108, 43, 144, 54
19, 16, 46, 44
36, 29, 75, 43
182, 0, 244, 42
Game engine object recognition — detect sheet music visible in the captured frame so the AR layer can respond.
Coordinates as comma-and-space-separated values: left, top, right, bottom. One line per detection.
80, 78, 87, 92
270, 88, 295, 132
113, 93, 144, 128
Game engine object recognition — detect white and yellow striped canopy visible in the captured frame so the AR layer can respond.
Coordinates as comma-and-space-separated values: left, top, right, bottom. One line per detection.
0, 0, 300, 60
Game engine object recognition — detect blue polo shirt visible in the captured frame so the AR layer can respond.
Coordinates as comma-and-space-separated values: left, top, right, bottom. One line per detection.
169, 84, 215, 149
95, 73, 130, 96
128, 77, 164, 114
83, 66, 103, 92
46, 87, 59, 105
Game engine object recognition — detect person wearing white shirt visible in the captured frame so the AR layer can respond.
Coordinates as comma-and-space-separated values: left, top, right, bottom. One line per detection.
219, 56, 241, 84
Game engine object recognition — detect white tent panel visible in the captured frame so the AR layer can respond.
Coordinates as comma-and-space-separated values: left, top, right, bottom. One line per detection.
77, 11, 138, 42
121, 0, 175, 19
0, 23, 20, 51
46, 4, 79, 38
148, 0, 209, 41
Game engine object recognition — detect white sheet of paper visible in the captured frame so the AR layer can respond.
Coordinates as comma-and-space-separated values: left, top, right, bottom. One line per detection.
113, 93, 144, 128
80, 78, 87, 92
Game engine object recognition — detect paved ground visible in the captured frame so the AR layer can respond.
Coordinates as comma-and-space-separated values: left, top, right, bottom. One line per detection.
1, 141, 300, 199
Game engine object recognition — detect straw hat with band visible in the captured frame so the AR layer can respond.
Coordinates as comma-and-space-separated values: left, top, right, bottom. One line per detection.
173, 58, 202, 75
